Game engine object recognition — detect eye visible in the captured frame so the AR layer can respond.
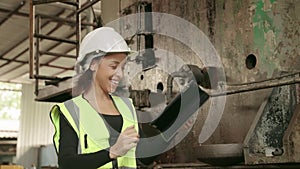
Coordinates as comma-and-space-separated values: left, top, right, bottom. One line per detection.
110, 64, 118, 69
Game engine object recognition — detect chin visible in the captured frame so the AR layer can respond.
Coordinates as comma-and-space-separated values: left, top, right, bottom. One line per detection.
109, 88, 117, 93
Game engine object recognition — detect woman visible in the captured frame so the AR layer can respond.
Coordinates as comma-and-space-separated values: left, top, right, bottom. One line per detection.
50, 26, 193, 169
50, 27, 142, 169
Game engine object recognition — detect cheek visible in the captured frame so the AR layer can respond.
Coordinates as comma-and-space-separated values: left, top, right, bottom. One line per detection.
95, 67, 114, 82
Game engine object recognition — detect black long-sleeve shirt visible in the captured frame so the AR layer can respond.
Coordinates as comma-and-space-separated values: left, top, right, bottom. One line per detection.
58, 113, 121, 169
58, 112, 165, 169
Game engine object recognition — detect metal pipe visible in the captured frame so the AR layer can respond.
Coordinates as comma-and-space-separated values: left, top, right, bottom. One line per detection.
41, 65, 73, 70
166, 75, 174, 103
76, 0, 81, 60
166, 65, 300, 99
29, 0, 35, 79
35, 15, 41, 96
136, 2, 142, 55
32, 0, 74, 5
34, 33, 77, 44
166, 72, 186, 103
39, 51, 76, 58
209, 76, 300, 97
36, 14, 96, 27
40, 42, 78, 69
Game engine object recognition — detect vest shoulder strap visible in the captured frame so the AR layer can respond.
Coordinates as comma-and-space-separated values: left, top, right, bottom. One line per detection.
56, 99, 80, 135
118, 96, 136, 120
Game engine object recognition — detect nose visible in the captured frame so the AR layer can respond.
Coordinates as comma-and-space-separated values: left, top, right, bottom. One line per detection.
114, 66, 124, 78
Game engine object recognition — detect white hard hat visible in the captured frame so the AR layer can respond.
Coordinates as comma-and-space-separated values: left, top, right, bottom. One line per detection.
76, 27, 134, 73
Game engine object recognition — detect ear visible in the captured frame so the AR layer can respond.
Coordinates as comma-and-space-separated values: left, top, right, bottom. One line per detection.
89, 59, 98, 71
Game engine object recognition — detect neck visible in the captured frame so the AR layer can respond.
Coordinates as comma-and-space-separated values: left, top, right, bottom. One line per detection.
83, 82, 111, 105
83, 82, 121, 116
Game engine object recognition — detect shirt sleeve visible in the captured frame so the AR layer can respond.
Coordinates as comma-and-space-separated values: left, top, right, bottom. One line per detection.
58, 113, 113, 169
136, 123, 170, 166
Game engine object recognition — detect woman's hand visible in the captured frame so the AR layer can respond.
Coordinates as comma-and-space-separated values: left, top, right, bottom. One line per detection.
109, 125, 139, 159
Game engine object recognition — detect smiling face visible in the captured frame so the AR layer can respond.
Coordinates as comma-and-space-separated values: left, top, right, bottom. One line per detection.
90, 53, 127, 94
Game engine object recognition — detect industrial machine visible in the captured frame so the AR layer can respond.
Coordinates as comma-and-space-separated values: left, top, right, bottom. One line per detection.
27, 0, 300, 168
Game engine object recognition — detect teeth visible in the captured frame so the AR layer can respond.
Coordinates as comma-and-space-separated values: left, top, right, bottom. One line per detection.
111, 80, 119, 85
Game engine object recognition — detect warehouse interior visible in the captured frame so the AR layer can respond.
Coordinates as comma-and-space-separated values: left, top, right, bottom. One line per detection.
0, 0, 300, 168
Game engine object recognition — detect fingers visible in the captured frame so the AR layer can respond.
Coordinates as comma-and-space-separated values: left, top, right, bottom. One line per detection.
110, 125, 139, 157
129, 142, 138, 149
121, 125, 139, 138
119, 125, 139, 146
121, 133, 139, 144
123, 125, 137, 133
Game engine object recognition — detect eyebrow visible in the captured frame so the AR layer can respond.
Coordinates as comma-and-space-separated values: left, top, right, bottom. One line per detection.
110, 59, 127, 64
110, 60, 121, 64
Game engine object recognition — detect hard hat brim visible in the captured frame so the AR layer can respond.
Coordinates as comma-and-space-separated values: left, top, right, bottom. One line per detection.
104, 50, 138, 58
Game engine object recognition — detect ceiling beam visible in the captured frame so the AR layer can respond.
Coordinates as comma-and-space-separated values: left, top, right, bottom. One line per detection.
0, 6, 28, 18
0, 0, 26, 26
33, 0, 77, 6
0, 0, 97, 83
0, 9, 66, 60
0, 57, 73, 74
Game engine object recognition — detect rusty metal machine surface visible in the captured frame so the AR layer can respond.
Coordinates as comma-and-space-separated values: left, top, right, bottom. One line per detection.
115, 0, 300, 167
244, 84, 298, 164
30, 0, 300, 168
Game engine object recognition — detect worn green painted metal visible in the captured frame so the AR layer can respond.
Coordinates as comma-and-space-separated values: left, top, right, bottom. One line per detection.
253, 0, 300, 76
253, 0, 279, 77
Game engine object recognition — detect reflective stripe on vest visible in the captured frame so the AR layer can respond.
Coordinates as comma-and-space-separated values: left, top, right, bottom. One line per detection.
50, 95, 138, 169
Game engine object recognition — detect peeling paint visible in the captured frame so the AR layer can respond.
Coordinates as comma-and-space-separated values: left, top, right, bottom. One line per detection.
253, 0, 279, 77
272, 0, 300, 72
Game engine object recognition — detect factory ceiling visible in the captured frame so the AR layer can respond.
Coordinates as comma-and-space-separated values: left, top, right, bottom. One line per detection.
0, 0, 101, 84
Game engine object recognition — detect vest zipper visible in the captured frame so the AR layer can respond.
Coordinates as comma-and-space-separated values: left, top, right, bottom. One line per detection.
84, 134, 88, 148
112, 159, 118, 169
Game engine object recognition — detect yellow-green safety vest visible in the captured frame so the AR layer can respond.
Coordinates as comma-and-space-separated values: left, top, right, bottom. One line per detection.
50, 94, 138, 169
